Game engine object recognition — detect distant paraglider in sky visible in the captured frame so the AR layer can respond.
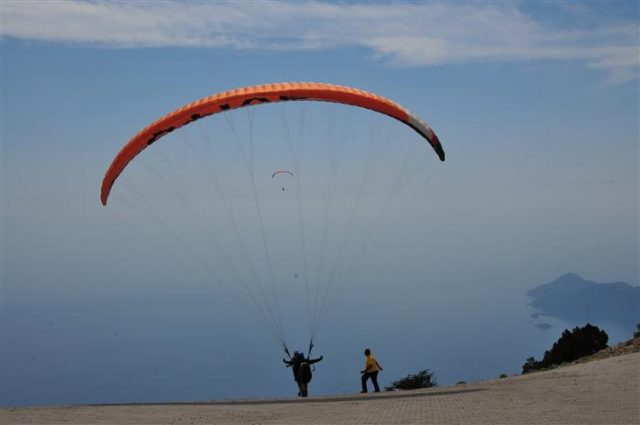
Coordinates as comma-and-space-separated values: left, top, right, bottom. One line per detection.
272, 169, 294, 191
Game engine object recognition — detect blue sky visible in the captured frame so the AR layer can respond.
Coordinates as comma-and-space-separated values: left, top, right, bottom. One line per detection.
1, 1, 639, 406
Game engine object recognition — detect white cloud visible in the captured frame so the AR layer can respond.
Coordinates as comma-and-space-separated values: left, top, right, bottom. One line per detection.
1, 1, 638, 82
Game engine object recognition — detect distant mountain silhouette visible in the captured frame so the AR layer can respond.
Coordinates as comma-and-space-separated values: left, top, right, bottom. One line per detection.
527, 273, 640, 330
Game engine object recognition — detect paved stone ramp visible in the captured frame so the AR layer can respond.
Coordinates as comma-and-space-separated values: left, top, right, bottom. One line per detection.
3, 352, 639, 424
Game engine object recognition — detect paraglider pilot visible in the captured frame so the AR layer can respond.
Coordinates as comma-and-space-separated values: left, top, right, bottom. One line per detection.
283, 351, 323, 397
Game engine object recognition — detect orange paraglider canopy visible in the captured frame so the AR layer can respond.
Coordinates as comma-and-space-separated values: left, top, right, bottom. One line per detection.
101, 82, 444, 205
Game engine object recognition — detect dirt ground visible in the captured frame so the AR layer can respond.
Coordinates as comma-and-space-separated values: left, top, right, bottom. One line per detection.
2, 351, 639, 425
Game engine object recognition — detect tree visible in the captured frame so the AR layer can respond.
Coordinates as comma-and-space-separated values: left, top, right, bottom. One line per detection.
522, 323, 608, 374
522, 357, 538, 374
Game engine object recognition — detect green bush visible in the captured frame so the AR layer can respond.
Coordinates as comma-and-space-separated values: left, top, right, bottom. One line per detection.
385, 369, 438, 391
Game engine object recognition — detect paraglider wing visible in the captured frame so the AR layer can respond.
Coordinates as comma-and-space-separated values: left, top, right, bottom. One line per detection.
101, 82, 445, 205
272, 170, 295, 178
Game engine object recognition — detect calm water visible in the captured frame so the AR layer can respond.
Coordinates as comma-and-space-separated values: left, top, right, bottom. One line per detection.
2, 279, 634, 407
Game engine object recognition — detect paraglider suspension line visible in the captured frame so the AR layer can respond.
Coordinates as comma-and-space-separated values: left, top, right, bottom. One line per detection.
283, 343, 292, 360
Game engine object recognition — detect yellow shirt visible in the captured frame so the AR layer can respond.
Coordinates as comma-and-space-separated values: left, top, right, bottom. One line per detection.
364, 354, 380, 373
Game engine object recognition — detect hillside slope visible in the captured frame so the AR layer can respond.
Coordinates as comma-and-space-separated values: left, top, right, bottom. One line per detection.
3, 350, 639, 424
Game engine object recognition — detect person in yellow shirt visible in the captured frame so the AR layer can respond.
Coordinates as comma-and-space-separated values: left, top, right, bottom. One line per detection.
360, 348, 383, 393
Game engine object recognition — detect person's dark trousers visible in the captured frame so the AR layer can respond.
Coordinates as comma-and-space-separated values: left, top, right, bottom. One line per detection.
361, 371, 380, 392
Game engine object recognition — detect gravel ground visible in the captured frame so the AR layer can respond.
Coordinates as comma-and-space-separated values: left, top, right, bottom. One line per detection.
2, 351, 639, 425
